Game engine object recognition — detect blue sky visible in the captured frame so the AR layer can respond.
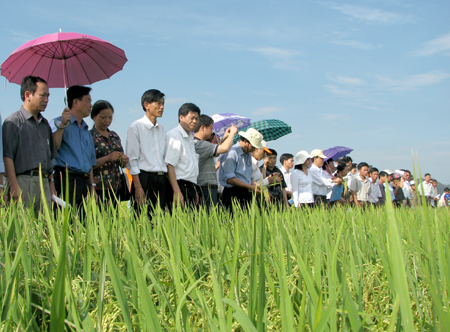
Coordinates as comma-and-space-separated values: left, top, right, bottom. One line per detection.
1, 0, 449, 183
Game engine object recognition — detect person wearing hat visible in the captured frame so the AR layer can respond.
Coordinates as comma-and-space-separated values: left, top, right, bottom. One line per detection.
251, 141, 277, 188
218, 128, 263, 210
390, 173, 405, 207
290, 150, 314, 207
310, 149, 341, 206
409, 180, 418, 207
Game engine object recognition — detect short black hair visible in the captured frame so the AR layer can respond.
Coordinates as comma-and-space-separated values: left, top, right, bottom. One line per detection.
424, 173, 431, 177
444, 187, 449, 192
67, 85, 92, 109
141, 89, 165, 111
357, 162, 369, 170
401, 169, 411, 174
280, 153, 293, 165
91, 100, 114, 119
379, 171, 388, 179
369, 167, 379, 174
194, 114, 214, 133
350, 163, 357, 170
336, 164, 347, 173
20, 75, 47, 101
178, 103, 201, 121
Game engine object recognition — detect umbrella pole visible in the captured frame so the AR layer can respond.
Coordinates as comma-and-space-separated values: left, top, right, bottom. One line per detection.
54, 58, 70, 129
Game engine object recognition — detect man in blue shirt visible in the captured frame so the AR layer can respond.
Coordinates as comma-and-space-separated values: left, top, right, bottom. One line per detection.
219, 128, 263, 210
51, 86, 96, 211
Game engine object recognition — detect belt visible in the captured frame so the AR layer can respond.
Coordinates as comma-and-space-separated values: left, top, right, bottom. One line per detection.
201, 184, 218, 189
141, 170, 166, 176
17, 169, 49, 178
54, 166, 90, 178
178, 179, 197, 188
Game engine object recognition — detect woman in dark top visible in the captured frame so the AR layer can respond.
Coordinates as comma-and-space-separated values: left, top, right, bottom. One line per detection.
90, 100, 129, 204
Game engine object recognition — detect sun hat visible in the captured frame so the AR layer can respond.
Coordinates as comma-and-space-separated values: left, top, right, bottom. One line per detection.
294, 150, 313, 165
310, 149, 327, 159
239, 128, 263, 149
261, 140, 272, 155
410, 180, 415, 185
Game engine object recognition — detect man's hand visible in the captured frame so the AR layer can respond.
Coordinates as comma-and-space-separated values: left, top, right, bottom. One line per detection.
50, 180, 57, 197
250, 183, 261, 194
173, 189, 185, 208
222, 125, 238, 141
9, 182, 23, 202
61, 108, 72, 126
134, 186, 146, 204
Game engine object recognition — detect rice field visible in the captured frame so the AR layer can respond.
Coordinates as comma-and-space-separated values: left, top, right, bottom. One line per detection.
1, 192, 449, 331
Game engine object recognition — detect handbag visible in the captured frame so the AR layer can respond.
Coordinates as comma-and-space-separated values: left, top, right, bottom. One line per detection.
116, 168, 131, 201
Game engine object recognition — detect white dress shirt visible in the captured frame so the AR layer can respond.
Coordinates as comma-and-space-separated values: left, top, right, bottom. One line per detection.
402, 180, 411, 198
165, 124, 199, 184
290, 169, 314, 206
252, 157, 269, 186
126, 115, 167, 175
280, 166, 292, 193
368, 178, 382, 203
310, 164, 332, 196
418, 181, 433, 197
322, 170, 333, 199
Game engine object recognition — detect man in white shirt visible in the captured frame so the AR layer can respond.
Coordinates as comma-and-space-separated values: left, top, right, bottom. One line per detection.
126, 89, 168, 218
165, 103, 200, 208
418, 173, 433, 205
310, 149, 341, 206
368, 167, 382, 205
280, 153, 294, 199
322, 158, 335, 200
400, 169, 411, 206
349, 162, 371, 207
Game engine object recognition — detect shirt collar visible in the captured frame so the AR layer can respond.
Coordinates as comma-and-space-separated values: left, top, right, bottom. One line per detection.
71, 114, 88, 129
176, 123, 191, 139
234, 142, 245, 156
142, 115, 159, 129
20, 106, 43, 122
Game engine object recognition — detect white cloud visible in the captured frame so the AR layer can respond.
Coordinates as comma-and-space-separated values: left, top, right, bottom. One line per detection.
332, 39, 382, 50
251, 46, 303, 70
414, 32, 450, 56
377, 71, 450, 91
253, 107, 286, 115
331, 76, 366, 85
321, 2, 413, 25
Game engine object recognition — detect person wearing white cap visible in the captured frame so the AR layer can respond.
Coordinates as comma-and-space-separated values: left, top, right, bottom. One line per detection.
251, 140, 277, 188
219, 128, 263, 210
290, 150, 314, 207
310, 149, 342, 206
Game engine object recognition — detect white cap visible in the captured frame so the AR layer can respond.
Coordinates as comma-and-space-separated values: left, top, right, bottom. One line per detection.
294, 150, 313, 165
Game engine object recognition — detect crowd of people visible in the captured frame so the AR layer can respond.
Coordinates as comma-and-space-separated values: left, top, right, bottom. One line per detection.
1, 75, 449, 217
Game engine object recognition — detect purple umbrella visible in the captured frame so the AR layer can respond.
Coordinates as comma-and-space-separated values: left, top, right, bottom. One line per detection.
211, 113, 250, 137
323, 146, 353, 161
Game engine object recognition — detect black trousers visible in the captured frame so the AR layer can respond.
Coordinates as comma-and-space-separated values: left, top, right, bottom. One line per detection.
313, 195, 327, 207
222, 186, 253, 211
54, 167, 90, 212
131, 171, 169, 218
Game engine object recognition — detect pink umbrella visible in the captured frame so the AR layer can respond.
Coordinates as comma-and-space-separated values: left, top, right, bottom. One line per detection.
0, 32, 127, 88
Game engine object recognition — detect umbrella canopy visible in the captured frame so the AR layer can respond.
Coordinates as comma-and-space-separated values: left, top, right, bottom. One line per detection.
1, 32, 127, 88
211, 113, 250, 137
233, 119, 292, 143
323, 146, 353, 161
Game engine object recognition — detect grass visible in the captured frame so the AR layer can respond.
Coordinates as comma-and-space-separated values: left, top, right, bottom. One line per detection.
0, 191, 449, 331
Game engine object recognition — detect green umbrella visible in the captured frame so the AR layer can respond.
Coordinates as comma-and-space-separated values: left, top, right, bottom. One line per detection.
233, 119, 292, 143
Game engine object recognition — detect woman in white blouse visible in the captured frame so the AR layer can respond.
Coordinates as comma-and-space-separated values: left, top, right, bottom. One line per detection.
291, 150, 314, 207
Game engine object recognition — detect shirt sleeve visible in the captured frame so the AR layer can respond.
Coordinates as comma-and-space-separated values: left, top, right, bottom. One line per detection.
126, 123, 141, 175
50, 116, 62, 134
290, 171, 299, 207
195, 140, 218, 159
310, 167, 332, 187
221, 150, 238, 181
349, 178, 358, 192
0, 113, 4, 173
2, 119, 18, 160
164, 133, 183, 167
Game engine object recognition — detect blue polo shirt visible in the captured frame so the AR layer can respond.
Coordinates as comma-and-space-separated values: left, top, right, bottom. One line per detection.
51, 114, 96, 174
219, 143, 252, 188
